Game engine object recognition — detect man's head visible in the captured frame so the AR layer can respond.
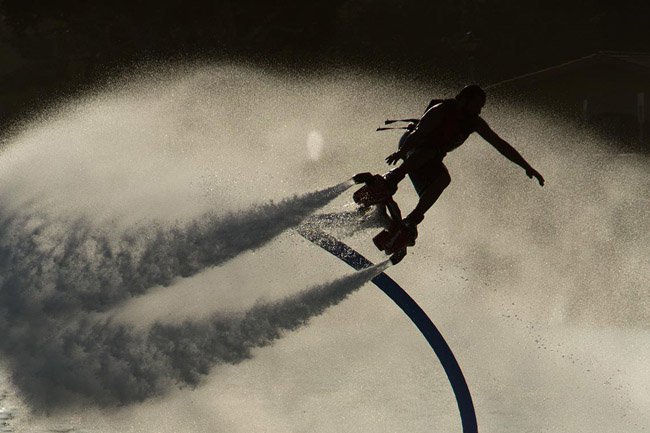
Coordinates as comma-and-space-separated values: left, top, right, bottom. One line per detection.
456, 84, 486, 117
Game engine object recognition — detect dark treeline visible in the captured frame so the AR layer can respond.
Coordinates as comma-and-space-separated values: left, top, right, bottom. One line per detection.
0, 0, 648, 127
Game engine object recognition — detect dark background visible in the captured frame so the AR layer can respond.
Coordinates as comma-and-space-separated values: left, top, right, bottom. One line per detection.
0, 0, 649, 128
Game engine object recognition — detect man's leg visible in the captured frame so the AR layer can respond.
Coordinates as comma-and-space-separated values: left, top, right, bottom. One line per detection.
378, 162, 450, 253
404, 164, 451, 227
384, 149, 439, 188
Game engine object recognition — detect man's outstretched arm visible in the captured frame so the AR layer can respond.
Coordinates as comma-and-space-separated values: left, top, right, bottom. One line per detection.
474, 117, 545, 186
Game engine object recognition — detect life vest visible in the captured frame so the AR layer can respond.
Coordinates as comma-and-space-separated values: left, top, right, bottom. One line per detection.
414, 99, 476, 156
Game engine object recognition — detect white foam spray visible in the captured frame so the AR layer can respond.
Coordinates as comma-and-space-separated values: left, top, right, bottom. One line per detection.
4, 257, 386, 409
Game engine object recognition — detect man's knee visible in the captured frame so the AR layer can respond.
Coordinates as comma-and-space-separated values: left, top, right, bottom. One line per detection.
436, 169, 451, 190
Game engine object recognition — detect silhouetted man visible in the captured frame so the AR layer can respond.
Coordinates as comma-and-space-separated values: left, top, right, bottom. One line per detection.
380, 85, 544, 241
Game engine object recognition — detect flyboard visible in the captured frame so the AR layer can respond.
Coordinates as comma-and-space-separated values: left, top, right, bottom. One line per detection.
351, 172, 413, 264
295, 222, 478, 433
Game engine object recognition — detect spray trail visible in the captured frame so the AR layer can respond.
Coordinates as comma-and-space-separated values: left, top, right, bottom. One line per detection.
299, 205, 393, 242
0, 180, 353, 315
5, 261, 389, 409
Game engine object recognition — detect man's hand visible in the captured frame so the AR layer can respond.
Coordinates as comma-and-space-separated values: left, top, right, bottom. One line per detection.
385, 151, 404, 165
526, 167, 545, 186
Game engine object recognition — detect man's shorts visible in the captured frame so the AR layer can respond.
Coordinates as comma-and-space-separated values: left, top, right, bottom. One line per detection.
408, 158, 450, 198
